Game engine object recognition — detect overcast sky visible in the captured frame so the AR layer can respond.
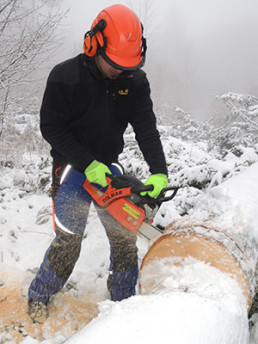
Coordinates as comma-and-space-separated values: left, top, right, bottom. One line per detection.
59, 0, 258, 121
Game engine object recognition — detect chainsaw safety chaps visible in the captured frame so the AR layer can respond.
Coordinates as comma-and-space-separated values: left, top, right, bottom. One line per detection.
28, 165, 138, 303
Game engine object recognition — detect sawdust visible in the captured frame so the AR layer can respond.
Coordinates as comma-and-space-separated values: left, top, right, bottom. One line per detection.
0, 267, 99, 343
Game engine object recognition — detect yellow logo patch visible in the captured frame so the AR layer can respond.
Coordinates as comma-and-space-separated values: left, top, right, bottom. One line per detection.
123, 203, 140, 219
118, 89, 129, 95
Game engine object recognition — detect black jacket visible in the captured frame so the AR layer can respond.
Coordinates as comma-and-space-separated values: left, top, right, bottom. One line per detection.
40, 54, 167, 175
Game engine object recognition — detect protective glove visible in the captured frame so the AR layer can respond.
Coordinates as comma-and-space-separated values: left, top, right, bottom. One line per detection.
142, 173, 168, 198
84, 160, 111, 187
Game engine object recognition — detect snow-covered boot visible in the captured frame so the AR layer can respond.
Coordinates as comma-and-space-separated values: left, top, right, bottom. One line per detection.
28, 298, 49, 324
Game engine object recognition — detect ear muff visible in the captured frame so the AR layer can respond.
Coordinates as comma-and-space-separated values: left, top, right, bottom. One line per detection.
84, 19, 107, 57
84, 35, 98, 57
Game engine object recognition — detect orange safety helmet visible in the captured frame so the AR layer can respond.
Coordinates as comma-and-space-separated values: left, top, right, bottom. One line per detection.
83, 4, 147, 70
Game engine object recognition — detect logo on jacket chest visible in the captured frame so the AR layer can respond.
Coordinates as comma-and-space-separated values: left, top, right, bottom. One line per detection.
106, 88, 129, 101
118, 89, 129, 96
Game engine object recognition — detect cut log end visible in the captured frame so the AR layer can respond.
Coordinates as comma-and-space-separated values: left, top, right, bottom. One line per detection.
140, 229, 251, 308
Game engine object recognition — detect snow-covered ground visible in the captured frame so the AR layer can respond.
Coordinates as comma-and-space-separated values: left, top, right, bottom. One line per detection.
1, 128, 258, 343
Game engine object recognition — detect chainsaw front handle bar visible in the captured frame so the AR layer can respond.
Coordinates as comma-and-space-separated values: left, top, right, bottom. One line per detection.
147, 186, 178, 206
106, 173, 178, 206
130, 185, 178, 206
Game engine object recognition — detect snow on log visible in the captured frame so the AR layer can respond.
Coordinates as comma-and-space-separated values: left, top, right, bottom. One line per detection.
140, 162, 258, 310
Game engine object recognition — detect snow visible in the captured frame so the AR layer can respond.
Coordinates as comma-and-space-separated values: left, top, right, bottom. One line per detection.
191, 163, 258, 242
65, 294, 248, 344
0, 139, 258, 343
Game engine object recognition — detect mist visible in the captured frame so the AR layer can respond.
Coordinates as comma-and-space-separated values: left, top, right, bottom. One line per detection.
58, 0, 258, 121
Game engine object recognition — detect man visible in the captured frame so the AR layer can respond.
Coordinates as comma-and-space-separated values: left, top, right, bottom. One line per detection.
28, 4, 168, 323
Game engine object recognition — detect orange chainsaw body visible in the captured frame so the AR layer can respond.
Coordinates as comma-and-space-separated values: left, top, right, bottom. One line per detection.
83, 177, 145, 232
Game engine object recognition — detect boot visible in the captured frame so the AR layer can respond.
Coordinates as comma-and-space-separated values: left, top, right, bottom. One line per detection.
28, 298, 49, 324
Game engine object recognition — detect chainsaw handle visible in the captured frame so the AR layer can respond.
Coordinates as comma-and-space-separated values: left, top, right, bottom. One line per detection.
131, 184, 153, 194
140, 186, 178, 207
107, 174, 153, 194
130, 183, 178, 205
156, 186, 178, 203
105, 174, 178, 206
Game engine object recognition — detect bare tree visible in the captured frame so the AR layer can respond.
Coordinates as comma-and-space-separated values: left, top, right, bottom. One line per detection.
0, 0, 66, 137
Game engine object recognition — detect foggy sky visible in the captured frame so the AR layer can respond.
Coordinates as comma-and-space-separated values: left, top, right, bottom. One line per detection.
59, 0, 258, 121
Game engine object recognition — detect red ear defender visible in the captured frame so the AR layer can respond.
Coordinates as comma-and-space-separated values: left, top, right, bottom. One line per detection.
83, 35, 98, 57
83, 19, 107, 57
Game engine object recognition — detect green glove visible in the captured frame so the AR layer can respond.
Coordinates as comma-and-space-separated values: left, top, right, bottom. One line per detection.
84, 160, 111, 187
142, 173, 168, 198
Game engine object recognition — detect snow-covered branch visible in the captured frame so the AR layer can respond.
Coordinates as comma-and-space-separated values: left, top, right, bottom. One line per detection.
0, 0, 67, 137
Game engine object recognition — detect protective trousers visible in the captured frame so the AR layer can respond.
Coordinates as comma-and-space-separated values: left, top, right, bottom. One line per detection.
28, 165, 138, 304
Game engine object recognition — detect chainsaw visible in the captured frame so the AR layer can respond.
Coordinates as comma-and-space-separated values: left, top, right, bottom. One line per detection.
83, 174, 178, 241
